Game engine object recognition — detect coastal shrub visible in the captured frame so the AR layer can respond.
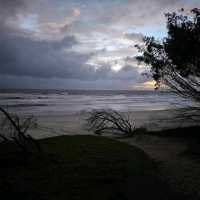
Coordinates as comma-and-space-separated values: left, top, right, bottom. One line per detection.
0, 106, 41, 155
86, 109, 136, 137
136, 8, 200, 102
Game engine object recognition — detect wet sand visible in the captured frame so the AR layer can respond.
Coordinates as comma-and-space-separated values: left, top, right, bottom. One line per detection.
28, 108, 200, 139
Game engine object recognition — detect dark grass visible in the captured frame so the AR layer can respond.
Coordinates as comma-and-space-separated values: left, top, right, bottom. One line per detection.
0, 135, 186, 200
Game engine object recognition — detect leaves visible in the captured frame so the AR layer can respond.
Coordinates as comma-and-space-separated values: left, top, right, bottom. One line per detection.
136, 8, 200, 101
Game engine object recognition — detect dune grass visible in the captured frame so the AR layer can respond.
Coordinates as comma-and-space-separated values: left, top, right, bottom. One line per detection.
0, 135, 185, 200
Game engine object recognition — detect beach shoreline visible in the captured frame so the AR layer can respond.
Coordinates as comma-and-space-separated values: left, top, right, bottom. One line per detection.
27, 107, 200, 139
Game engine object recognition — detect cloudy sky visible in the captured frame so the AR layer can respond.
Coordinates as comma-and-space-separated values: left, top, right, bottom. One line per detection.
0, 0, 199, 90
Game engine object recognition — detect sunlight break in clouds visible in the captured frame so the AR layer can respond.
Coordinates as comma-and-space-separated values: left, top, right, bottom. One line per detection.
0, 0, 199, 89
143, 80, 157, 89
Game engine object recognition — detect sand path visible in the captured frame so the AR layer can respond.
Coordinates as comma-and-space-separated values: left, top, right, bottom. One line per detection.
120, 135, 200, 198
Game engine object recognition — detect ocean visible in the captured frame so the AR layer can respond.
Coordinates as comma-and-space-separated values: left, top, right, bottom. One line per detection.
0, 89, 196, 115
0, 89, 199, 137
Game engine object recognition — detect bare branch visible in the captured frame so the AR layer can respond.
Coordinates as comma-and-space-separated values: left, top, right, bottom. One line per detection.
0, 106, 41, 155
86, 109, 136, 137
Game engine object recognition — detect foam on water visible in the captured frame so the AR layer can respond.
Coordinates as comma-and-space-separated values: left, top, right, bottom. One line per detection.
1, 89, 200, 136
0, 89, 197, 115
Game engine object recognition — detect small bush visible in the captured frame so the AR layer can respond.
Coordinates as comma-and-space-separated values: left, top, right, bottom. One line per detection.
86, 109, 136, 137
0, 107, 41, 155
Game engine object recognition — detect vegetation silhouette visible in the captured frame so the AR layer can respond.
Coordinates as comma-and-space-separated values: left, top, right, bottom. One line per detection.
0, 106, 41, 155
136, 8, 200, 102
87, 109, 146, 137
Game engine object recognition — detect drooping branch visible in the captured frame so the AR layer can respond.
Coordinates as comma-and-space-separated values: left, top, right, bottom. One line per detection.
163, 71, 200, 102
86, 109, 136, 137
136, 8, 200, 103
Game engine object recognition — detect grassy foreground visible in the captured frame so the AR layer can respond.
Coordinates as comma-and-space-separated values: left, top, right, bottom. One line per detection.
0, 135, 184, 200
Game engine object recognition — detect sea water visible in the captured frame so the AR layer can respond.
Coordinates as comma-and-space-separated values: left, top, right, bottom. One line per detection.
0, 89, 196, 115
0, 89, 199, 137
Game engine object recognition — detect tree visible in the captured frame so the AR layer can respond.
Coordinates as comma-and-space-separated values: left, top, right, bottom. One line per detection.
136, 8, 200, 102
87, 109, 135, 136
0, 106, 41, 154
86, 109, 146, 137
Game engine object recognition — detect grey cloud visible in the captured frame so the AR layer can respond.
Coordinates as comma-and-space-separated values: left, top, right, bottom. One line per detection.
0, 33, 94, 79
0, 0, 31, 25
124, 33, 144, 43
124, 56, 138, 65
0, 0, 27, 16
1, 0, 197, 90
0, 75, 143, 90
0, 30, 118, 80
81, 0, 198, 30
0, 30, 144, 81
111, 65, 146, 81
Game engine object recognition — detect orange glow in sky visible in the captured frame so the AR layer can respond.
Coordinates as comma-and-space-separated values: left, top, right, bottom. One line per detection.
143, 80, 156, 89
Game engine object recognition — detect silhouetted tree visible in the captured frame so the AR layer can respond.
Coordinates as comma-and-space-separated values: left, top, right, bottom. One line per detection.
136, 8, 200, 102
0, 106, 41, 154
86, 109, 136, 137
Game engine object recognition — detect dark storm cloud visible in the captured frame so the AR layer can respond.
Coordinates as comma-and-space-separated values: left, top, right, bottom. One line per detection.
0, 26, 143, 81
0, 0, 105, 80
0, 32, 99, 79
0, 1, 21, 34
0, 0, 143, 82
0, 0, 30, 25
0, 0, 199, 89
0, 0, 26, 16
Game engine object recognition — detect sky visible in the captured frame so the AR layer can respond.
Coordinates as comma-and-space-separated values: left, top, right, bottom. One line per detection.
0, 0, 199, 90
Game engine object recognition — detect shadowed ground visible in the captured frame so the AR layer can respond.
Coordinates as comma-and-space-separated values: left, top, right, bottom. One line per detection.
120, 126, 200, 199
0, 135, 186, 200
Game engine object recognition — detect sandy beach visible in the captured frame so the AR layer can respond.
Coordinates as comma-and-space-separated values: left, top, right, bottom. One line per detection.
1, 89, 199, 139
1, 91, 200, 199
120, 132, 200, 198
1, 90, 200, 199
25, 107, 200, 198
28, 107, 200, 139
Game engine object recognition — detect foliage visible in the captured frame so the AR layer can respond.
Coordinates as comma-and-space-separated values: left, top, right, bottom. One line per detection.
136, 8, 200, 101
86, 109, 136, 137
0, 106, 41, 154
